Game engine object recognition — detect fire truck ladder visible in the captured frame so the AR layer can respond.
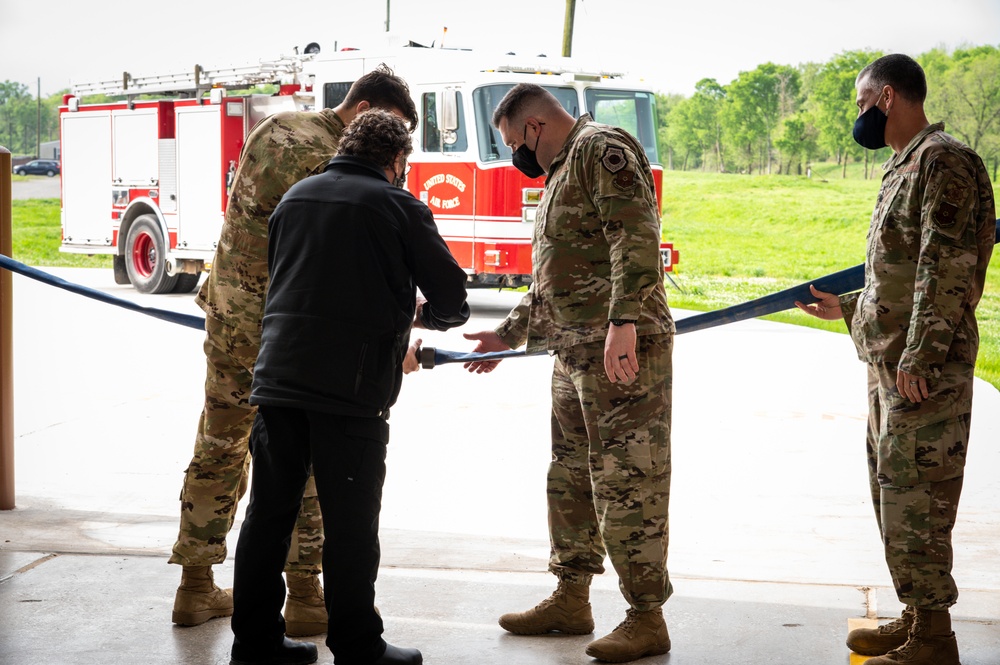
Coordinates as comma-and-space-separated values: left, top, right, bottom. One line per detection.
71, 55, 313, 99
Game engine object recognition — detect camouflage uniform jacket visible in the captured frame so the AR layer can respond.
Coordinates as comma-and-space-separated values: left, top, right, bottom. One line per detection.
496, 114, 674, 353
839, 122, 996, 379
196, 109, 347, 333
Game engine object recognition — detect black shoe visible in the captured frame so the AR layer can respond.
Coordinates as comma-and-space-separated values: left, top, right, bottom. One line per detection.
230, 636, 319, 665
373, 643, 422, 665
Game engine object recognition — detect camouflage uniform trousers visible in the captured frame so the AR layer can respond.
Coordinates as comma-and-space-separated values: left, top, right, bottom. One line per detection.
169, 314, 324, 575
865, 360, 974, 610
548, 333, 673, 612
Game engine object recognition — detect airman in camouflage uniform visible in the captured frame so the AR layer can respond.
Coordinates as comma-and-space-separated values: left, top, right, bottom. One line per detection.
464, 84, 673, 663
797, 54, 994, 665
169, 65, 419, 636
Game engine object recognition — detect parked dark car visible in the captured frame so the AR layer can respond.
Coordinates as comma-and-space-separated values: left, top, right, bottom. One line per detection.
14, 159, 60, 176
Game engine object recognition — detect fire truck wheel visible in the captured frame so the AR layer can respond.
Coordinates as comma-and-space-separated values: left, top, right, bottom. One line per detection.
171, 272, 201, 294
124, 215, 179, 294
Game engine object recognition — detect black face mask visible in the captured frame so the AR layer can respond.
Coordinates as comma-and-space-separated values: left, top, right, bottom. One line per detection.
512, 122, 545, 178
852, 92, 888, 150
392, 159, 408, 189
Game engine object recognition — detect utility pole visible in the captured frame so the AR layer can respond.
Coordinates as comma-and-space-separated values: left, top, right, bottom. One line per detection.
562, 0, 576, 57
36, 78, 41, 158
385, 0, 390, 32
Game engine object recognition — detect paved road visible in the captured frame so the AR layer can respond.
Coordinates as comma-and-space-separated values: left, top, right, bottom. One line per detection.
9, 174, 60, 200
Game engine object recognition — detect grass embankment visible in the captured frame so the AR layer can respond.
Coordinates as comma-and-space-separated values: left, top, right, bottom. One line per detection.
662, 164, 1000, 390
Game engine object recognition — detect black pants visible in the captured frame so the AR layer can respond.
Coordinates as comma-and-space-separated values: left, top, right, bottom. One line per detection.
232, 405, 389, 664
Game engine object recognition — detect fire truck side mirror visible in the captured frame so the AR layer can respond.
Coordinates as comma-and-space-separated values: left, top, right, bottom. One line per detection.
441, 88, 458, 146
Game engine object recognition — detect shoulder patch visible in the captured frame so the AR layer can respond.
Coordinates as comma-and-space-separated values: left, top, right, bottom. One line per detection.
613, 170, 636, 191
934, 201, 958, 228
933, 174, 972, 229
601, 145, 628, 174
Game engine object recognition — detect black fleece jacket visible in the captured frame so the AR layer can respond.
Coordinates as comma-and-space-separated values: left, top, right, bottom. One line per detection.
250, 155, 470, 418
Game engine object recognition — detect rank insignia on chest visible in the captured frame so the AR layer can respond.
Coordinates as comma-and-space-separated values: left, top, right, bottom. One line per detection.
601, 145, 628, 173
613, 170, 636, 191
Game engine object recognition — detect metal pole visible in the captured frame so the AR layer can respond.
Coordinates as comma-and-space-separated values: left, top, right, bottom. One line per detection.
385, 0, 390, 32
36, 78, 41, 158
562, 0, 576, 57
0, 146, 14, 509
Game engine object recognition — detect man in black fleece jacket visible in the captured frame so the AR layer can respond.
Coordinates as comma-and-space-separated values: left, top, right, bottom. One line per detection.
230, 109, 469, 665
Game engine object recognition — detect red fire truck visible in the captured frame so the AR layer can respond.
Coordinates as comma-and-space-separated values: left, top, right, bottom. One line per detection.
59, 37, 677, 294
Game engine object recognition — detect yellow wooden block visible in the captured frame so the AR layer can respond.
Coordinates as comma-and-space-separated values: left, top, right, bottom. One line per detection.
847, 617, 879, 664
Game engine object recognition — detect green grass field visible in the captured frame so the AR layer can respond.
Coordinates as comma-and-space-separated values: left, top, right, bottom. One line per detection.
11, 199, 110, 268
661, 166, 1000, 390
9, 166, 1000, 389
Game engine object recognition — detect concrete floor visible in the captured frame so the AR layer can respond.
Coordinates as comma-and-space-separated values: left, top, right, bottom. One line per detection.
1, 269, 998, 664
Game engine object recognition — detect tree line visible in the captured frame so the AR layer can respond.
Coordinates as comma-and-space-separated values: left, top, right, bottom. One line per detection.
0, 82, 62, 158
655, 45, 1000, 180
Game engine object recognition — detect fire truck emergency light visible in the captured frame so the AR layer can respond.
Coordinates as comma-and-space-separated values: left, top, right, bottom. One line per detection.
521, 189, 542, 204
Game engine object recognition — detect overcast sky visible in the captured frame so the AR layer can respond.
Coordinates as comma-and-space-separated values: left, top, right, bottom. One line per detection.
2, 0, 999, 98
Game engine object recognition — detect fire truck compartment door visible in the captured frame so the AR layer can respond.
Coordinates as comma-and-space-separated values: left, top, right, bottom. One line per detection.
61, 111, 113, 246
112, 109, 157, 185
174, 106, 224, 251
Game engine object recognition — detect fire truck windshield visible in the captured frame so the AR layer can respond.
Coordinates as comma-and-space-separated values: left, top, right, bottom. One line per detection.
473, 84, 659, 166
585, 89, 659, 166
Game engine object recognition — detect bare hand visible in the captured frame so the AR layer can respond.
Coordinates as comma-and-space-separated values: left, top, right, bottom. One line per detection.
462, 331, 512, 374
604, 323, 638, 384
794, 285, 844, 321
897, 368, 929, 403
403, 338, 422, 375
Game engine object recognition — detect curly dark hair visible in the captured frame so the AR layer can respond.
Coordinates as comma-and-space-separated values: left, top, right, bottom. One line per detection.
343, 63, 419, 133
338, 108, 413, 171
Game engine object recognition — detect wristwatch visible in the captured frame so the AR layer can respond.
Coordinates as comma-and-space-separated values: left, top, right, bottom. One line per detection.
609, 319, 630, 326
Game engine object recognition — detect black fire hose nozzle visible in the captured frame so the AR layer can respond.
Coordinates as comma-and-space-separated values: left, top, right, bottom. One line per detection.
418, 345, 437, 370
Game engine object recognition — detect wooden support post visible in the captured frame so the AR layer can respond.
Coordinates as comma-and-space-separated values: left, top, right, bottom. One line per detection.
0, 146, 14, 510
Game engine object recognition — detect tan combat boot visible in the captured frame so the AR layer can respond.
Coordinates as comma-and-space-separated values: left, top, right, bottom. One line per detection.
847, 606, 915, 656
171, 565, 234, 626
864, 608, 960, 665
585, 608, 671, 663
284, 573, 328, 637
498, 579, 594, 635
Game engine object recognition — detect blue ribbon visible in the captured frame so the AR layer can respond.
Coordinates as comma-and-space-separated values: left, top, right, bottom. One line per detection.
426, 264, 863, 367
0, 254, 205, 331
